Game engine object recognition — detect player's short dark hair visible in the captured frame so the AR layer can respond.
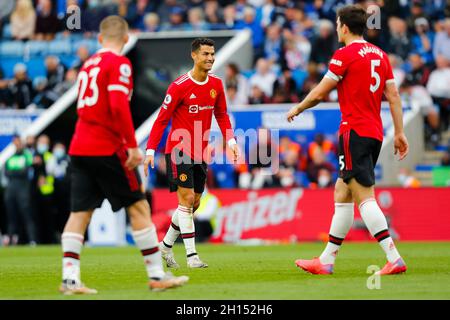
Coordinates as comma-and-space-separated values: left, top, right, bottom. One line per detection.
337, 5, 368, 36
191, 38, 215, 52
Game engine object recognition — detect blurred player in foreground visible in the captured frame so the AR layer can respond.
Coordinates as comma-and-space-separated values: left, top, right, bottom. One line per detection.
287, 5, 409, 276
144, 38, 238, 268
59, 16, 188, 294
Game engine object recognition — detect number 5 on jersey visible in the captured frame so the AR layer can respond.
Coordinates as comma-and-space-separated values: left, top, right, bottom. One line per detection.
77, 67, 100, 108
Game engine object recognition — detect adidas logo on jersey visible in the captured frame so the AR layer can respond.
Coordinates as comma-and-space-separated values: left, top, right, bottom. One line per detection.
190, 93, 196, 99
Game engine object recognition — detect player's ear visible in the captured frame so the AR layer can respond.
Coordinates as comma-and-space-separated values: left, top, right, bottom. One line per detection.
98, 34, 103, 45
191, 50, 196, 61
124, 33, 129, 44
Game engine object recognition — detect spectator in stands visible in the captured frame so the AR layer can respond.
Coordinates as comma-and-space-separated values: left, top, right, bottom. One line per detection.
249, 58, 277, 98
278, 135, 303, 169
45, 56, 67, 90
9, 63, 34, 110
276, 148, 298, 187
306, 147, 335, 187
387, 16, 413, 60
405, 53, 431, 87
191, 6, 210, 31
10, 0, 36, 41
226, 81, 247, 105
143, 12, 160, 32
248, 128, 278, 189
441, 146, 450, 166
0, 68, 13, 108
2, 135, 37, 246
308, 133, 336, 162
223, 4, 237, 29
234, 6, 265, 60
225, 63, 249, 105
400, 80, 440, 147
412, 17, 435, 65
397, 167, 421, 188
301, 61, 321, 99
33, 134, 57, 244
125, 0, 155, 30
25, 135, 36, 154
51, 68, 78, 99
406, 0, 429, 33
31, 76, 53, 109
433, 18, 450, 61
271, 0, 293, 27
317, 168, 333, 188
264, 23, 283, 65
248, 85, 270, 105
156, 0, 181, 26
71, 45, 90, 71
427, 55, 450, 132
204, 0, 223, 26
112, 0, 131, 20
282, 28, 311, 70
35, 0, 61, 41
82, 0, 110, 33
161, 6, 186, 31
310, 19, 336, 74
272, 66, 298, 103
388, 54, 406, 88
46, 142, 70, 235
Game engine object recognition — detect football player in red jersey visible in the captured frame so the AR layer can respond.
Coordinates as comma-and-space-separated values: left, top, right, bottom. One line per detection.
144, 38, 239, 269
287, 5, 409, 275
59, 16, 188, 295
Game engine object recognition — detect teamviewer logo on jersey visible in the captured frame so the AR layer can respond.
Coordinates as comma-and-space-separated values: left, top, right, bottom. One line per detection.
189, 105, 199, 113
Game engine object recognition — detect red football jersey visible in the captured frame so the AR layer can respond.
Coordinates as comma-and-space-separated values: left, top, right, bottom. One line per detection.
146, 72, 234, 162
69, 49, 137, 156
326, 40, 395, 141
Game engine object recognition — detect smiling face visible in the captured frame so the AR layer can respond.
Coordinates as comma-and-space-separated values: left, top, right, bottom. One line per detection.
192, 44, 215, 72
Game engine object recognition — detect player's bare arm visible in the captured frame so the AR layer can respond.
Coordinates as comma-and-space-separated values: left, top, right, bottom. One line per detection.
143, 152, 154, 177
384, 82, 409, 160
287, 77, 337, 122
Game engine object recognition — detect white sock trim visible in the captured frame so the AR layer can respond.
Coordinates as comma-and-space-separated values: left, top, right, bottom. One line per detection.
335, 202, 354, 207
358, 198, 376, 211
132, 226, 154, 238
61, 232, 84, 242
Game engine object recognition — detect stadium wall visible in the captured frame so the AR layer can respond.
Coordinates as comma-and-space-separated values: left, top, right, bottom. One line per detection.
151, 187, 450, 242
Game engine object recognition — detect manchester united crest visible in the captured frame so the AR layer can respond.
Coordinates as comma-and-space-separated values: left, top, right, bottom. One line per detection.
179, 174, 188, 182
210, 89, 217, 99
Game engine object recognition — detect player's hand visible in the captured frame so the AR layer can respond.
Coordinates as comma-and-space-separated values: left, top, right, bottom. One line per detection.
230, 144, 239, 162
143, 155, 155, 177
125, 147, 143, 171
394, 132, 409, 161
286, 105, 302, 123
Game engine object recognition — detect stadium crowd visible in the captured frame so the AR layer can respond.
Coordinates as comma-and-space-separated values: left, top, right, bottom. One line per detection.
1, 0, 450, 244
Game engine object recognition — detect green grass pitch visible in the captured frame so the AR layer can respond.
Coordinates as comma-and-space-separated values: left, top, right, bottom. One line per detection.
0, 242, 449, 300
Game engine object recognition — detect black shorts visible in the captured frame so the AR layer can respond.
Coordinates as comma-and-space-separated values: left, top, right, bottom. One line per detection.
70, 149, 145, 212
165, 149, 207, 194
338, 129, 382, 187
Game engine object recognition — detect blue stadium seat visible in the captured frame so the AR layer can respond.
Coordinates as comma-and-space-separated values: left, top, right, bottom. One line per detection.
25, 58, 47, 79
59, 55, 77, 69
0, 57, 22, 78
241, 70, 255, 79
26, 40, 49, 56
291, 69, 308, 90
295, 171, 310, 188
2, 23, 12, 39
48, 39, 72, 55
72, 39, 100, 55
0, 41, 24, 57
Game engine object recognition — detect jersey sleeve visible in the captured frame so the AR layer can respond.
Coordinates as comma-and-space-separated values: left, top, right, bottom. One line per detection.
384, 53, 395, 85
214, 79, 235, 146
325, 49, 349, 82
145, 83, 181, 154
107, 57, 137, 148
